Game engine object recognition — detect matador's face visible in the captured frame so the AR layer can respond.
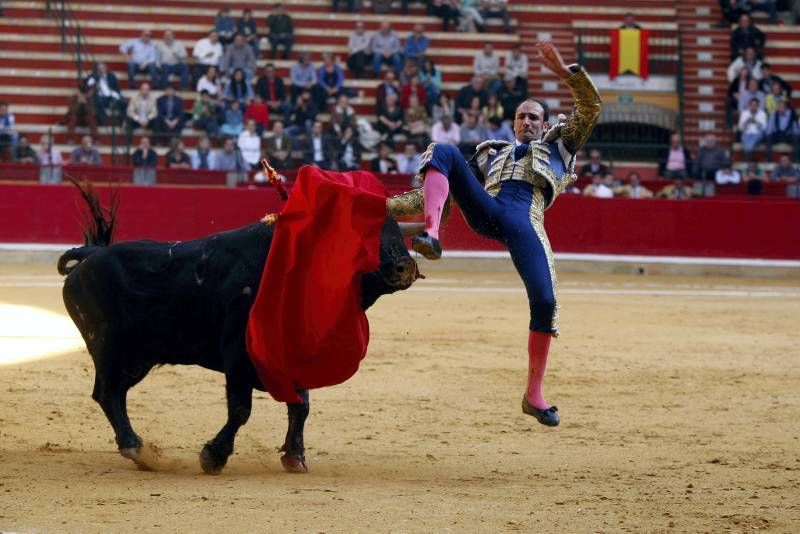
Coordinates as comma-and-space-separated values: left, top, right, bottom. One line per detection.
514, 100, 545, 144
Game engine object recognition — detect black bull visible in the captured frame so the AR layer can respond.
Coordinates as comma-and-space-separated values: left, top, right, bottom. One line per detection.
58, 197, 421, 474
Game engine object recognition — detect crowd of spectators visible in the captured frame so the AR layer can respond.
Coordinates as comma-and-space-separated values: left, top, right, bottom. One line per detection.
725, 12, 799, 167
5, 1, 800, 197
35, 7, 531, 181
334, 0, 510, 33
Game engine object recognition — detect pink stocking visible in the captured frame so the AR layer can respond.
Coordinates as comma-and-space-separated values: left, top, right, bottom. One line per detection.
422, 168, 449, 239
526, 331, 552, 409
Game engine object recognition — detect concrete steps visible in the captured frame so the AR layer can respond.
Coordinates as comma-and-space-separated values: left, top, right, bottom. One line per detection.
677, 1, 731, 149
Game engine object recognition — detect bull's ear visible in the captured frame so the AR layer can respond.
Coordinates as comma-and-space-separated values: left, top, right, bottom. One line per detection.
397, 222, 424, 237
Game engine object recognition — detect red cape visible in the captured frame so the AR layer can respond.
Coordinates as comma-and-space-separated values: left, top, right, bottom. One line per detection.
246, 166, 388, 403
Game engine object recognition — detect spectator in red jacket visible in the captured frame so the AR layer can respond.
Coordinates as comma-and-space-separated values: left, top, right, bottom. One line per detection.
400, 74, 426, 109
244, 94, 270, 136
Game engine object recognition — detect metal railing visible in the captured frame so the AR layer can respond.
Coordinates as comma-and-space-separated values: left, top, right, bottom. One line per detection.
675, 29, 685, 138
45, 0, 94, 83
44, 1, 126, 163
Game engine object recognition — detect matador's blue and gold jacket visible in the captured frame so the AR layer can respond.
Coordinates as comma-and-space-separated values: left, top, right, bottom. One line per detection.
387, 65, 602, 217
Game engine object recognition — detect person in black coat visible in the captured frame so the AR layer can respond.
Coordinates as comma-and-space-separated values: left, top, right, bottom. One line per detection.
579, 149, 610, 178
85, 62, 126, 125
301, 120, 337, 169
720, 0, 746, 24
132, 136, 157, 167
455, 77, 488, 123
759, 63, 793, 99
255, 63, 288, 116
730, 13, 765, 59
155, 85, 185, 143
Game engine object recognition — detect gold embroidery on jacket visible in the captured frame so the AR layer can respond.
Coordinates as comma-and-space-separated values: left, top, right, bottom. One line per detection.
527, 187, 559, 336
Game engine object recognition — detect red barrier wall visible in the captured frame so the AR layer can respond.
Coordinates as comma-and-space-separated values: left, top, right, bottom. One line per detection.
1, 183, 799, 259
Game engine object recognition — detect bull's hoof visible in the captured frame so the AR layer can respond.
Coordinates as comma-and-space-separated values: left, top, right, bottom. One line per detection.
199, 443, 227, 475
120, 443, 159, 471
280, 453, 308, 473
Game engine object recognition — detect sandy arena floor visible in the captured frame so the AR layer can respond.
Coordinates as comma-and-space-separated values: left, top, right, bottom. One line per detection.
0, 262, 798, 533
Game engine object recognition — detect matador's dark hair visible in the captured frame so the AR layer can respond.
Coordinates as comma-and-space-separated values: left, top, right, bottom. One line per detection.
514, 98, 550, 122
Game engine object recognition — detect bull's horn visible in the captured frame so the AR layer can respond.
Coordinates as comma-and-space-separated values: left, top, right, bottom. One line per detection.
398, 222, 424, 237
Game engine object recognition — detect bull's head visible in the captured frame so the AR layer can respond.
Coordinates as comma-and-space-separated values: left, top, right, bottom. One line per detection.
360, 217, 423, 310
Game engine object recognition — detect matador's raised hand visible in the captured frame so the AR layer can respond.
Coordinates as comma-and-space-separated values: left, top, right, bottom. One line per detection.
535, 41, 573, 80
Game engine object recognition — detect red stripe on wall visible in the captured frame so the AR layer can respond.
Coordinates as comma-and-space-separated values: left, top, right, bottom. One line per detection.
639, 29, 650, 80
609, 28, 620, 80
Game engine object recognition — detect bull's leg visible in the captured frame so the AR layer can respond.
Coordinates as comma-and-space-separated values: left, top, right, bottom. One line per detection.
92, 365, 152, 469
93, 379, 141, 451
199, 377, 253, 475
280, 389, 309, 473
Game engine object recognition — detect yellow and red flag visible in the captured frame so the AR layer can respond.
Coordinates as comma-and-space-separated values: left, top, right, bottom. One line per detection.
609, 28, 650, 80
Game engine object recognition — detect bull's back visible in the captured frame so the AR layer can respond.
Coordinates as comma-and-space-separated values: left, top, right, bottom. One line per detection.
63, 223, 274, 369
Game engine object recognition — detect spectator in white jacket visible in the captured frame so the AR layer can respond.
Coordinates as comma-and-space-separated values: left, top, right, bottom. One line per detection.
237, 119, 262, 169
727, 47, 763, 83
192, 30, 223, 77
738, 97, 768, 161
715, 162, 742, 185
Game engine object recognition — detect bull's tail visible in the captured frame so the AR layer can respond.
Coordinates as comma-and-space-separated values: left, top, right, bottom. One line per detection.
57, 246, 103, 276
67, 176, 119, 248
57, 178, 119, 276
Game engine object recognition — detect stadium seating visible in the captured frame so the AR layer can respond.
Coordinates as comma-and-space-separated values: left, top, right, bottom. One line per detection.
1, 0, 798, 177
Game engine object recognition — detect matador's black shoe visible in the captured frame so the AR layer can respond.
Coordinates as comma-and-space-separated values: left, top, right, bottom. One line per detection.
411, 232, 442, 260
522, 396, 560, 426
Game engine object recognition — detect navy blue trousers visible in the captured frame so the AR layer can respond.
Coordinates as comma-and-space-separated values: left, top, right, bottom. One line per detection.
427, 144, 557, 334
